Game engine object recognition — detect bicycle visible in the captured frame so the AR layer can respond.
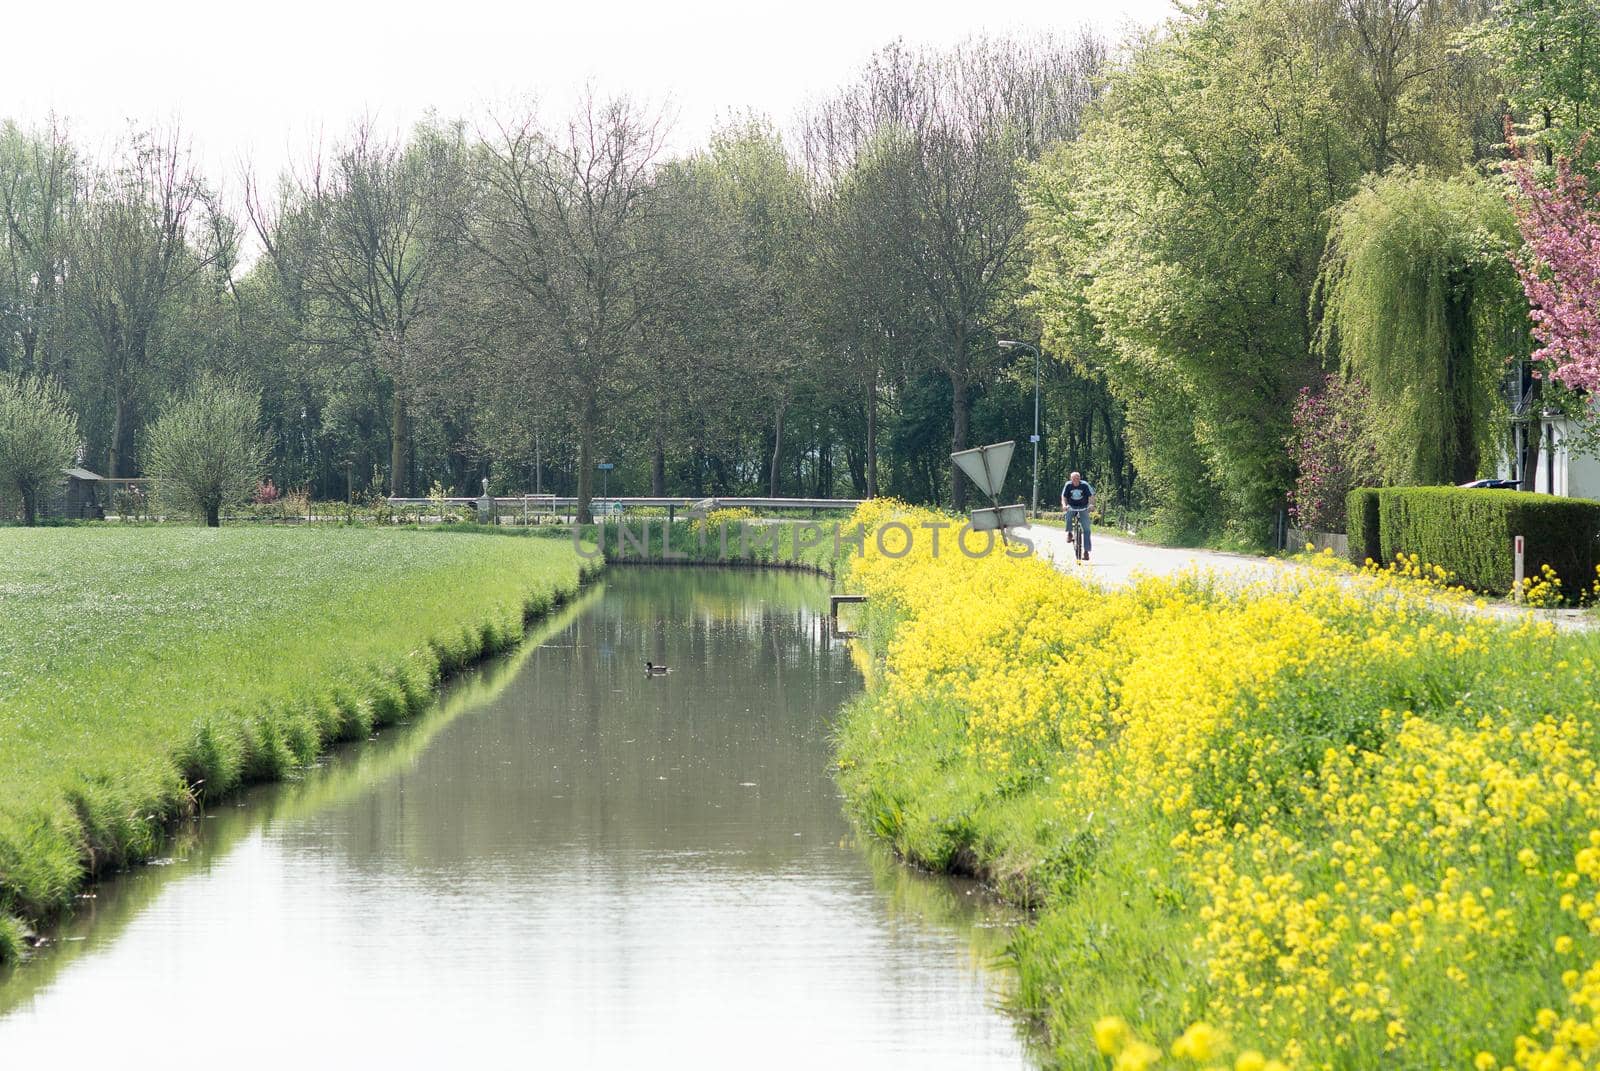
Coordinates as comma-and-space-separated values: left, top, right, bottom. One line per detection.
1065, 507, 1090, 563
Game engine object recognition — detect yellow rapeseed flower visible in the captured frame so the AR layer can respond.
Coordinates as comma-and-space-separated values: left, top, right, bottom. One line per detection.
1095, 1016, 1131, 1055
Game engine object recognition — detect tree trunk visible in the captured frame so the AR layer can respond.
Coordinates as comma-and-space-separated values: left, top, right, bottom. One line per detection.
769, 403, 785, 498
108, 390, 127, 479
21, 489, 36, 527
865, 373, 878, 499
1101, 405, 1130, 504
534, 425, 543, 496
651, 435, 666, 496
206, 503, 220, 527
576, 394, 597, 524
1444, 284, 1479, 485
389, 391, 409, 497
950, 369, 969, 511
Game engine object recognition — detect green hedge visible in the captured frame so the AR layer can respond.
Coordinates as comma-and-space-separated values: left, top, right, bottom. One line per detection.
1373, 486, 1600, 593
1346, 487, 1381, 566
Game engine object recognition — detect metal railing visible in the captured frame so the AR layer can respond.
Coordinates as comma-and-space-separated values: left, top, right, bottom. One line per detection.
382, 494, 866, 524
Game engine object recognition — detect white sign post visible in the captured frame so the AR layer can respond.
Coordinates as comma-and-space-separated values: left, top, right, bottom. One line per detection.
951, 442, 1015, 501
1513, 534, 1525, 601
970, 504, 1028, 532
951, 441, 1028, 536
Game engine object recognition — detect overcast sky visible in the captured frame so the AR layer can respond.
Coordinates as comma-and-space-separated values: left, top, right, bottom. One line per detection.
1, 0, 1174, 194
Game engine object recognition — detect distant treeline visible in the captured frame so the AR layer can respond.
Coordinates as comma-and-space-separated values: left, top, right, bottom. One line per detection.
0, 32, 1116, 522
2, 0, 1594, 531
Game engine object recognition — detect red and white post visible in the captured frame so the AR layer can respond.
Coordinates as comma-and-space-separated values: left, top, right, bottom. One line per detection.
1514, 534, 1526, 601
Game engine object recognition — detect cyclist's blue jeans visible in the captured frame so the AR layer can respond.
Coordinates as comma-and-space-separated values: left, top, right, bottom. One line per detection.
1066, 508, 1091, 553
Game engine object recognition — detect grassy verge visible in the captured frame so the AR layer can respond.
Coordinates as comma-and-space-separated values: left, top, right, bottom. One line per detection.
0, 586, 601, 999
0, 526, 595, 962
834, 499, 1600, 1069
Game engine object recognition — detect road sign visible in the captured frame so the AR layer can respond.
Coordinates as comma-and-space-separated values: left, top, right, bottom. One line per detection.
969, 504, 1028, 532
597, 462, 615, 471
951, 441, 1015, 501
1028, 434, 1040, 443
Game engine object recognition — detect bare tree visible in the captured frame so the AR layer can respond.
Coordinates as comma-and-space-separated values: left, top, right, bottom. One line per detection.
279, 119, 455, 496
0, 117, 75, 378
72, 127, 218, 477
467, 93, 667, 522
805, 33, 1103, 508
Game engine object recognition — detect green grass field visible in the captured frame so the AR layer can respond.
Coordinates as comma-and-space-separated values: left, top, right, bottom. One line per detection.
0, 526, 593, 960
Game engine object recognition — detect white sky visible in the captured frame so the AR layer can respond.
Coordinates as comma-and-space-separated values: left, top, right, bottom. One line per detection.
0, 0, 1174, 196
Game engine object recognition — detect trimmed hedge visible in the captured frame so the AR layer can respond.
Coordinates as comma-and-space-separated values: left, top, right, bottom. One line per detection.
1346, 487, 1381, 566
1373, 486, 1600, 593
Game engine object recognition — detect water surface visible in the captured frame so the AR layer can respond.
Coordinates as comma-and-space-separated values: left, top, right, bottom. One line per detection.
0, 569, 1030, 1066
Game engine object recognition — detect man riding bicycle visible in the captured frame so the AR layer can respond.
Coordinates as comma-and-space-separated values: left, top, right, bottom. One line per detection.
1060, 471, 1094, 561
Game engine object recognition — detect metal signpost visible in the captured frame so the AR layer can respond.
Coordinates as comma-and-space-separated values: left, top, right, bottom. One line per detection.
951, 441, 1029, 535
999, 340, 1043, 518
598, 462, 615, 514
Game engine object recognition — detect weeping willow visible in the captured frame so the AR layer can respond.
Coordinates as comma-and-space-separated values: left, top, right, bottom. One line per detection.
1315, 169, 1527, 485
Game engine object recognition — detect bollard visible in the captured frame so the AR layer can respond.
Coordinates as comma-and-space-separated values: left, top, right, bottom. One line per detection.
1513, 534, 1525, 601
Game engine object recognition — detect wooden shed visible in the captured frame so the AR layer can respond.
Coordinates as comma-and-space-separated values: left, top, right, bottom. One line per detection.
0, 467, 106, 522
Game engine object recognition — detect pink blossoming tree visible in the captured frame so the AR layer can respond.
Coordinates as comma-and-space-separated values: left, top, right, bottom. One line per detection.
1505, 134, 1600, 394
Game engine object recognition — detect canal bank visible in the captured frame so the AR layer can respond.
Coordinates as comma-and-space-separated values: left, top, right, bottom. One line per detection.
0, 528, 597, 963
831, 500, 1600, 1069
0, 567, 1035, 1066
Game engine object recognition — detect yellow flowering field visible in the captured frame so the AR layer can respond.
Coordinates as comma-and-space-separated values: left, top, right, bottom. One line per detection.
834, 500, 1600, 1070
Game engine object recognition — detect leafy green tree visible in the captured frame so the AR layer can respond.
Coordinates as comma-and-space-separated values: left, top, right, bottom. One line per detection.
1470, 0, 1600, 165
0, 118, 75, 378
699, 119, 813, 496
0, 373, 77, 525
1316, 169, 1525, 484
1027, 0, 1491, 542
144, 376, 270, 526
293, 120, 456, 497
1029, 7, 1351, 539
810, 35, 1102, 509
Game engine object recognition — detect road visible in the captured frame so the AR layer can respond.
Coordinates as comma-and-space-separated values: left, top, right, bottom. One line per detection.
1019, 523, 1597, 632
1021, 525, 1285, 588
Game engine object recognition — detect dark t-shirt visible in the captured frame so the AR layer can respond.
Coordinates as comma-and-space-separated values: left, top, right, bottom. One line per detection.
1062, 481, 1094, 510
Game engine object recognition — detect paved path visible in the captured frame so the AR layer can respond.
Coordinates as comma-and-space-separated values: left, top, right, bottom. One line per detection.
1020, 524, 1597, 633
1022, 525, 1284, 588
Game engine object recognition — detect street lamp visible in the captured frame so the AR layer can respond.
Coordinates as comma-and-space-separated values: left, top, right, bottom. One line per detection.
999, 340, 1041, 518
597, 461, 615, 513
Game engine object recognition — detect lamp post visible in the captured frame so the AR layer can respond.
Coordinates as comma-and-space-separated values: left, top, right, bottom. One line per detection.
999, 340, 1041, 518
597, 461, 615, 514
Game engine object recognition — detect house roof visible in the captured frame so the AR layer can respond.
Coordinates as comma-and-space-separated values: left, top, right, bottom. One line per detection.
62, 467, 103, 481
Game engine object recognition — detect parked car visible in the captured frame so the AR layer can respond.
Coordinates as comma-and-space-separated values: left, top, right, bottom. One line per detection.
1458, 478, 1521, 489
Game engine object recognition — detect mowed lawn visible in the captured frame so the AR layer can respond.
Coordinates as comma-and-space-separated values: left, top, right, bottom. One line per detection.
0, 526, 590, 952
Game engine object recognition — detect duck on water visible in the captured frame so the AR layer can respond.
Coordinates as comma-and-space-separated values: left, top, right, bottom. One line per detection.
644, 661, 671, 676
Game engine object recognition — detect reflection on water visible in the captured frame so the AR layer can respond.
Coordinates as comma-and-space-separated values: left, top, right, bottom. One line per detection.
0, 569, 1032, 1067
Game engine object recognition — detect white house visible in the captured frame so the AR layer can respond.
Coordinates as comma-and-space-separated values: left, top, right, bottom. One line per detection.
1498, 389, 1600, 500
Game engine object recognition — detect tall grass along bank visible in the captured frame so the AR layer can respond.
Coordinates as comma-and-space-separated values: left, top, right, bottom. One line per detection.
0, 527, 594, 962
834, 500, 1600, 1070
